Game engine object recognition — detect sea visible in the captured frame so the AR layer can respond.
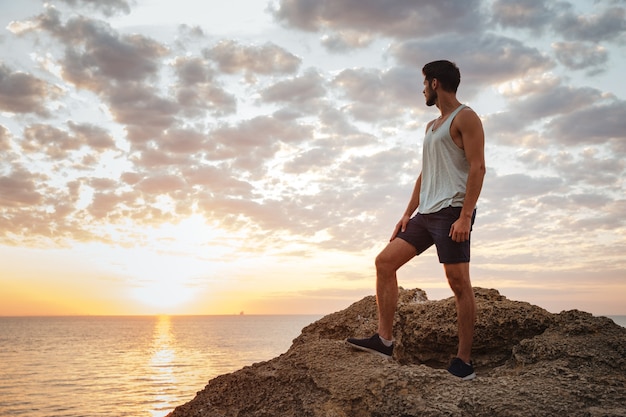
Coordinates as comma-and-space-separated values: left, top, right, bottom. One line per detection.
0, 315, 322, 417
1, 314, 624, 417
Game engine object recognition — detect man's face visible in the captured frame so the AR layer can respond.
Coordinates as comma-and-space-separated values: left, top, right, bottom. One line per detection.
423, 78, 437, 107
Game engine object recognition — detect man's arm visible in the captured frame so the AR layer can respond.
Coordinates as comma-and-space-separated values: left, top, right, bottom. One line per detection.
450, 109, 486, 243
390, 173, 422, 241
390, 119, 437, 241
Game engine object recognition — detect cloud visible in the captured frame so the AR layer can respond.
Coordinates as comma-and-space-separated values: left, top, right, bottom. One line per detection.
67, 122, 117, 150
173, 56, 213, 85
391, 33, 553, 91
12, 7, 181, 145
19, 121, 117, 160
514, 85, 604, 120
546, 100, 626, 147
88, 191, 126, 219
0, 64, 62, 116
62, 30, 166, 85
483, 77, 620, 150
482, 173, 564, 202
556, 148, 625, 189
54, 0, 134, 16
553, 5, 626, 43
282, 146, 338, 174
491, 0, 556, 30
270, 0, 485, 38
203, 40, 301, 79
320, 31, 375, 52
131, 146, 192, 169
21, 124, 80, 159
331, 67, 424, 122
135, 174, 188, 195
492, 1, 626, 44
107, 83, 179, 143
260, 69, 326, 105
89, 177, 119, 191
172, 56, 237, 117
181, 164, 254, 196
0, 125, 12, 151
0, 167, 44, 207
518, 148, 625, 189
208, 116, 314, 173
157, 128, 209, 154
552, 41, 609, 74
15, 8, 167, 92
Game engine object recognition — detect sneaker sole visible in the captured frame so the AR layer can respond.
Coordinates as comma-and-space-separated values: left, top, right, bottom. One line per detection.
460, 372, 476, 381
345, 340, 392, 359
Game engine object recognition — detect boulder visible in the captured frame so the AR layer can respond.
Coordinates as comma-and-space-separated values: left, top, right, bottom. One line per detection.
167, 288, 626, 417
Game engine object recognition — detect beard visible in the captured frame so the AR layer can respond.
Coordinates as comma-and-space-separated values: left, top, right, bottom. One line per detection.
425, 88, 437, 107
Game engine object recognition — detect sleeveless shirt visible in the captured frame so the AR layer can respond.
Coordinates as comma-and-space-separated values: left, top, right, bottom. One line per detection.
419, 104, 469, 214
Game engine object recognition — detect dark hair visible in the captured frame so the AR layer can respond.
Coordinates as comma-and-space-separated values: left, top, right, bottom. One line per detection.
422, 60, 461, 93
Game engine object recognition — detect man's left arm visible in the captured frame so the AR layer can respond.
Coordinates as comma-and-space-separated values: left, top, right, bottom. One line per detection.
450, 110, 486, 243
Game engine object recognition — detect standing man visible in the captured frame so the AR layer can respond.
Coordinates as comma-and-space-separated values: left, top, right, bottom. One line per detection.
347, 60, 486, 380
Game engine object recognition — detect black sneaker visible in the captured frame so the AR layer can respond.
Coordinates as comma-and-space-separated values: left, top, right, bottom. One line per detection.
346, 333, 393, 358
447, 357, 476, 380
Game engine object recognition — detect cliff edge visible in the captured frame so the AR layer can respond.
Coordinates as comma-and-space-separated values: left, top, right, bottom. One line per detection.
168, 288, 626, 417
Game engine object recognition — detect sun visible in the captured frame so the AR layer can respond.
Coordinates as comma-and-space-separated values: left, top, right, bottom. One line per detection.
122, 250, 202, 312
130, 280, 196, 311
104, 215, 228, 313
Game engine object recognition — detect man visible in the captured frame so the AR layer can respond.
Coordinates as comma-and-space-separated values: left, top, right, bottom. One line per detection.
347, 60, 486, 380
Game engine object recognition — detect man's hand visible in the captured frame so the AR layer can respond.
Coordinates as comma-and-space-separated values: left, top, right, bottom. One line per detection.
390, 214, 411, 241
449, 216, 472, 242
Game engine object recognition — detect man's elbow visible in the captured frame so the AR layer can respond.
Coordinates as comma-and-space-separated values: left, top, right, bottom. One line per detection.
471, 162, 486, 178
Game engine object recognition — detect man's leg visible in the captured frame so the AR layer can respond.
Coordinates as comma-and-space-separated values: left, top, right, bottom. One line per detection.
443, 262, 475, 363
375, 238, 416, 340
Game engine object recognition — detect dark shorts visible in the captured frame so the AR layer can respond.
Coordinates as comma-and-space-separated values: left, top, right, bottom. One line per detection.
395, 206, 476, 264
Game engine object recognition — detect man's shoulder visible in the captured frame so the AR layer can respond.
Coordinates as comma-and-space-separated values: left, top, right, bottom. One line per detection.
454, 106, 482, 127
459, 105, 478, 117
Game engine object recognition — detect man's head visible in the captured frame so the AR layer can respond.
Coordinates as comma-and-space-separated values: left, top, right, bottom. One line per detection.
422, 60, 461, 92
422, 60, 460, 106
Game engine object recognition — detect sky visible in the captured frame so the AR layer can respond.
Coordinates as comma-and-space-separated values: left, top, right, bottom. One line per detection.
1, 0, 625, 316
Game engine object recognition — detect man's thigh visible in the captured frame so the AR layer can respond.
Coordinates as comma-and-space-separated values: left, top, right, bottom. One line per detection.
377, 237, 419, 271
394, 214, 435, 256
429, 207, 474, 264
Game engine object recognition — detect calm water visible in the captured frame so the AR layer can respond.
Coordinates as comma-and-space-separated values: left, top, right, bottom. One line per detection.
0, 315, 321, 417
610, 315, 626, 328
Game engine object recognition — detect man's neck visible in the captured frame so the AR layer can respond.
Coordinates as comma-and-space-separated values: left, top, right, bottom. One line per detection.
437, 95, 462, 117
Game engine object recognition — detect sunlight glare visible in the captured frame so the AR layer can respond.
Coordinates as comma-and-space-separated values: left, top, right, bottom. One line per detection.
112, 215, 230, 312
131, 280, 195, 311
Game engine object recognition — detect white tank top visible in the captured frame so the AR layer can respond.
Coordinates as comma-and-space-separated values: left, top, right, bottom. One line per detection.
418, 104, 469, 214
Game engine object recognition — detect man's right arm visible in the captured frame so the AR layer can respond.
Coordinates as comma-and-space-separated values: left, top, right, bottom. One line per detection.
390, 173, 421, 241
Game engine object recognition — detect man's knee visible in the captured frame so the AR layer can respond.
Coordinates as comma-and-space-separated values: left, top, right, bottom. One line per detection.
375, 249, 405, 277
375, 252, 394, 275
444, 264, 472, 295
375, 240, 416, 276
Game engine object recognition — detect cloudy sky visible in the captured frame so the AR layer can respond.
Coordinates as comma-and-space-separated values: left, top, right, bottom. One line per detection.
1, 0, 625, 316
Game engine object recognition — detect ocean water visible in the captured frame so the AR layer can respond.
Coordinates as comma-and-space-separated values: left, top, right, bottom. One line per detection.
0, 315, 321, 417
609, 315, 626, 328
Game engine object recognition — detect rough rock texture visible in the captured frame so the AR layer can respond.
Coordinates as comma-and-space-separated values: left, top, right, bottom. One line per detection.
168, 288, 626, 417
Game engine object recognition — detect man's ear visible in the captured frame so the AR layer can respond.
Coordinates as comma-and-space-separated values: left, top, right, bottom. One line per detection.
431, 78, 438, 90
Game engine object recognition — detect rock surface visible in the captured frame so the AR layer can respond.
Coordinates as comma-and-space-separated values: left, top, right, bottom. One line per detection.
167, 288, 626, 417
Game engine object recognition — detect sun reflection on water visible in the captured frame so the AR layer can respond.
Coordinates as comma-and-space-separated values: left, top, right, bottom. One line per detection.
150, 315, 178, 417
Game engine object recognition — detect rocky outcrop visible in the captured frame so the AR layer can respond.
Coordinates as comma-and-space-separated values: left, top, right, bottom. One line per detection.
167, 288, 626, 417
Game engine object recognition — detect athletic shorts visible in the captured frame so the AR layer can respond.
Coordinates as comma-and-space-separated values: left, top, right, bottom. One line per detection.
395, 206, 476, 264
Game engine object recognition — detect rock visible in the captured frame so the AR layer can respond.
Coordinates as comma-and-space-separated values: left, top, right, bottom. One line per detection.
167, 288, 626, 417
